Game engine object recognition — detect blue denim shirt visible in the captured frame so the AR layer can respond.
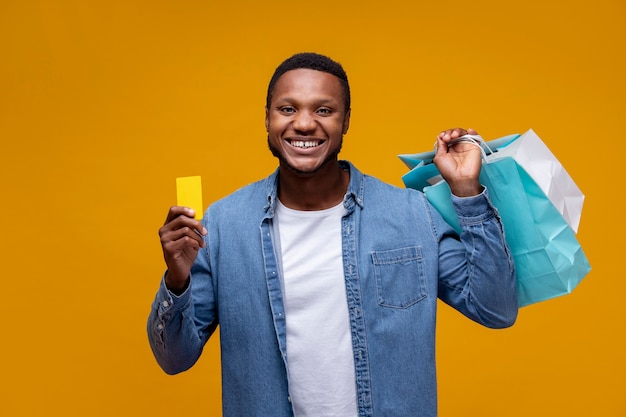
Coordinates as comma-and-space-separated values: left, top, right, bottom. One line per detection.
148, 161, 517, 417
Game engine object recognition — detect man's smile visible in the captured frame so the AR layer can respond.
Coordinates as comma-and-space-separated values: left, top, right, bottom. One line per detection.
286, 139, 324, 149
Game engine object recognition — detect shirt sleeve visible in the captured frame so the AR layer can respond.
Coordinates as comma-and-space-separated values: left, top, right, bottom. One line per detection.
436, 188, 518, 328
147, 241, 218, 374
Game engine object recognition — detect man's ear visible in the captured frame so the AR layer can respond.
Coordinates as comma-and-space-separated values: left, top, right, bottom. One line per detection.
264, 107, 269, 132
343, 108, 351, 134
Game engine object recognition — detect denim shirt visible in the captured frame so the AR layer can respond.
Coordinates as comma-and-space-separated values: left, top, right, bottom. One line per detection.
148, 161, 517, 417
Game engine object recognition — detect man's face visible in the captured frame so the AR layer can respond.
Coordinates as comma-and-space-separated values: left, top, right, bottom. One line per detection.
265, 68, 350, 175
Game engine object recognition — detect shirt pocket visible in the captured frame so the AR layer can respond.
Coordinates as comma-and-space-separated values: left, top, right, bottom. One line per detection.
371, 246, 426, 309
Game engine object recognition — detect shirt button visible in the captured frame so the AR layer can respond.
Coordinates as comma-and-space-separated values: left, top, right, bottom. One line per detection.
156, 323, 164, 330
162, 300, 169, 308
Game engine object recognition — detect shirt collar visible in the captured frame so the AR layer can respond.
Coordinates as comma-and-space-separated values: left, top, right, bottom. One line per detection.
263, 160, 365, 216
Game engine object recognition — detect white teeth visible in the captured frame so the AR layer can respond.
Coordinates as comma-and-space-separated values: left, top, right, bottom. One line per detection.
291, 140, 320, 148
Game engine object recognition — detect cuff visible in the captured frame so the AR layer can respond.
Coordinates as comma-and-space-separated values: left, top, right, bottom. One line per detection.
155, 272, 192, 314
451, 187, 499, 222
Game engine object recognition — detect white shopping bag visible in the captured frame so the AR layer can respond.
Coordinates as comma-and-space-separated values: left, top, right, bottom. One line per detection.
487, 129, 584, 233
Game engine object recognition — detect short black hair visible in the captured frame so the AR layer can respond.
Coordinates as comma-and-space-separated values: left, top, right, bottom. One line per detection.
266, 52, 351, 112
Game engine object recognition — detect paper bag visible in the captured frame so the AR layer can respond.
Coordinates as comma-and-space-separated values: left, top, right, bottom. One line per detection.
487, 129, 584, 232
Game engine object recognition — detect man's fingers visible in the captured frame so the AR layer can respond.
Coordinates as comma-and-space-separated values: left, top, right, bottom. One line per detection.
448, 128, 467, 139
162, 234, 202, 255
438, 128, 480, 144
160, 225, 206, 248
163, 205, 197, 225
160, 209, 207, 238
438, 128, 467, 142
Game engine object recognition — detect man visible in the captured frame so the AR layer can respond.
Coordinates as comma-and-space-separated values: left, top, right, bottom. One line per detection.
148, 52, 517, 416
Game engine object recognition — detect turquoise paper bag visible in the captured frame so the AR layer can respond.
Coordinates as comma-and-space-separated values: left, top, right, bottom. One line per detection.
401, 143, 591, 307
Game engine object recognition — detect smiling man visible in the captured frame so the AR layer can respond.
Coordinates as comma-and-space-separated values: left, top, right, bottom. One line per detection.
148, 52, 518, 417
266, 66, 351, 210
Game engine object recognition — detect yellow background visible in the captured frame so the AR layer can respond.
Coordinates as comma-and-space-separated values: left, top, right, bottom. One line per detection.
1, 1, 624, 416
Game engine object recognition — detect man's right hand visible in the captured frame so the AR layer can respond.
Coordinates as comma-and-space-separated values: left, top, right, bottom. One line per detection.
159, 206, 207, 293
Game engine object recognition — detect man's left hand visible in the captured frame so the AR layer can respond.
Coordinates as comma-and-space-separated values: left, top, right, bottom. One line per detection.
433, 127, 484, 197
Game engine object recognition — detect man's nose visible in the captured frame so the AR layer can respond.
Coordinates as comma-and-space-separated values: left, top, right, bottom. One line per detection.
293, 111, 316, 132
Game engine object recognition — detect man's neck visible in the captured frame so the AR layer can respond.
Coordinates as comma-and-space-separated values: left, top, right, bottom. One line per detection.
277, 161, 349, 211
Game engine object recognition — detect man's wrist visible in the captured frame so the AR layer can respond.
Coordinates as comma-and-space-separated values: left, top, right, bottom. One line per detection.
165, 272, 190, 296
449, 181, 484, 197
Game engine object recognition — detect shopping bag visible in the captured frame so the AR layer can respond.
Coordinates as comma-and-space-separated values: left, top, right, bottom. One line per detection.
400, 135, 591, 306
486, 129, 584, 232
399, 129, 585, 232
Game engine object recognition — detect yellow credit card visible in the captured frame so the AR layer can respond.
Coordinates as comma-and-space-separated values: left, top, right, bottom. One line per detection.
176, 176, 203, 220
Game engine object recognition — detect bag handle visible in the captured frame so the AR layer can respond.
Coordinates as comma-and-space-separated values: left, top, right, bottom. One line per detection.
434, 134, 494, 161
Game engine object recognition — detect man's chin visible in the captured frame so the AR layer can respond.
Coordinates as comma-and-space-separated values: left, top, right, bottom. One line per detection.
280, 160, 324, 176
280, 153, 342, 176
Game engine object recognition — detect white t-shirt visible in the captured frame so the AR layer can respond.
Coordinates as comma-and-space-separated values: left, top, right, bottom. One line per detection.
273, 200, 357, 417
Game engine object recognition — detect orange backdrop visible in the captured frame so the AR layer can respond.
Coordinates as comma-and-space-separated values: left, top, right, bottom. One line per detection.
1, 1, 624, 416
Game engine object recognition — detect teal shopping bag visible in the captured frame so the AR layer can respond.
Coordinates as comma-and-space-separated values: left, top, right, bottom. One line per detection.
402, 153, 591, 307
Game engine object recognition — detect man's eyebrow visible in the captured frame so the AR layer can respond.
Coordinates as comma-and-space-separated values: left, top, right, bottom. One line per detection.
315, 98, 337, 105
274, 97, 339, 106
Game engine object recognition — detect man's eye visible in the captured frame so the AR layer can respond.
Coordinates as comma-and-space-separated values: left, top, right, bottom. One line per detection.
317, 108, 332, 115
280, 107, 296, 113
